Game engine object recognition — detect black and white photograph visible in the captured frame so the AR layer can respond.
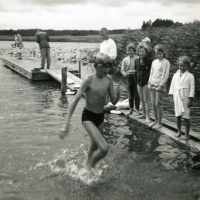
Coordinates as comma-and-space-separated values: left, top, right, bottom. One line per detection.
0, 0, 200, 199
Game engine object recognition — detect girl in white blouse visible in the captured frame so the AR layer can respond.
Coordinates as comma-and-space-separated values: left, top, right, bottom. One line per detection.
148, 47, 170, 129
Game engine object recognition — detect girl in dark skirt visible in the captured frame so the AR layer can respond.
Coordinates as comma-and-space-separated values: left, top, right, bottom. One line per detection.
135, 43, 153, 123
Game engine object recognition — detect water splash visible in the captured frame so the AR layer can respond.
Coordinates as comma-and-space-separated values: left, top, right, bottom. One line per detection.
33, 144, 108, 186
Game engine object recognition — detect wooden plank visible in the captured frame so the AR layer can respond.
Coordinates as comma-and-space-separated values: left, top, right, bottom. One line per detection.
25, 57, 76, 72
2, 56, 51, 81
120, 108, 200, 140
1, 56, 82, 86
2, 56, 38, 70
120, 109, 200, 151
2, 57, 33, 80
46, 69, 61, 82
47, 69, 82, 91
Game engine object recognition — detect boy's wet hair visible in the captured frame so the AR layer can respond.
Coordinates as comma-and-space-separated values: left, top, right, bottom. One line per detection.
13, 30, 18, 35
178, 56, 191, 67
127, 43, 136, 52
94, 53, 112, 68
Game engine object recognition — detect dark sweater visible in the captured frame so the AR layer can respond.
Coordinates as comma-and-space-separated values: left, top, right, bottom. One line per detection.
135, 57, 153, 86
35, 32, 50, 49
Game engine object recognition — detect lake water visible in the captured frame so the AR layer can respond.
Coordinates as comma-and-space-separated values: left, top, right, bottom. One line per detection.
0, 41, 200, 200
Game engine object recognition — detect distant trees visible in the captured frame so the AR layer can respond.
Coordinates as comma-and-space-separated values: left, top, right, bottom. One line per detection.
152, 19, 174, 27
0, 29, 126, 36
142, 19, 183, 30
142, 20, 152, 30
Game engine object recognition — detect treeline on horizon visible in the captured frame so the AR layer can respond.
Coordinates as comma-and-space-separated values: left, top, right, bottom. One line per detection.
141, 19, 183, 30
0, 19, 183, 36
0, 29, 126, 36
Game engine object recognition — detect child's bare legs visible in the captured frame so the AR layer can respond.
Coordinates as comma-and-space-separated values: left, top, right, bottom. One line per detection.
83, 122, 109, 168
143, 84, 151, 123
150, 90, 157, 127
153, 91, 164, 129
137, 85, 146, 119
175, 116, 182, 137
182, 118, 190, 139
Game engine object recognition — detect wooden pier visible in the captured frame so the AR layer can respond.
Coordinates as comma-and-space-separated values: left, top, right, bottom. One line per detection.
1, 55, 81, 91
120, 109, 200, 151
47, 68, 82, 91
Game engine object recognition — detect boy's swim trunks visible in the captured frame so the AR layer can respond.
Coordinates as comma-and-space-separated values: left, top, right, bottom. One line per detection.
82, 107, 104, 127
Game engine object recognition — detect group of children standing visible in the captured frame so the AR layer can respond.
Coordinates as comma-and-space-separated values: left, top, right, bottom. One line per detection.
60, 35, 195, 172
121, 38, 195, 139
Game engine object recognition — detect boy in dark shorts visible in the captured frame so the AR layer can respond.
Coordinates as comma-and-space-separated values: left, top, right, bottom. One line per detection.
60, 53, 120, 168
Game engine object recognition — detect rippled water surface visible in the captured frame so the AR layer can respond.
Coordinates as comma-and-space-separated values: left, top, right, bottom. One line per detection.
0, 42, 200, 200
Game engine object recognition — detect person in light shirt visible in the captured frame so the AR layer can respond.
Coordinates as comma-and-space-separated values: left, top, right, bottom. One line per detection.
148, 47, 170, 129
99, 28, 117, 64
121, 43, 140, 115
99, 28, 117, 104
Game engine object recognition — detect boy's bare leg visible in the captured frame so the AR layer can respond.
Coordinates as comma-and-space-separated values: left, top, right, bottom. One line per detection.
83, 121, 109, 168
182, 119, 190, 139
86, 137, 98, 166
175, 116, 182, 137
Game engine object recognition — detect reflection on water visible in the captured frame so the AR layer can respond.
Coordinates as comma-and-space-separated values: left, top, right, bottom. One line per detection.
0, 43, 200, 199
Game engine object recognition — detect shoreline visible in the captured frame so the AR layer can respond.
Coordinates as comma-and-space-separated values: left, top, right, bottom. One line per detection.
0, 39, 101, 43
0, 33, 121, 43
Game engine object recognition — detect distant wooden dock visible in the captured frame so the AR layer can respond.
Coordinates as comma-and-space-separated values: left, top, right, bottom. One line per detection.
1, 55, 81, 90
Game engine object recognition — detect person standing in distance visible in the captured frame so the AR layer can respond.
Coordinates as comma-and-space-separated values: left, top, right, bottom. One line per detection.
99, 28, 117, 63
13, 31, 24, 60
99, 28, 117, 104
35, 29, 51, 69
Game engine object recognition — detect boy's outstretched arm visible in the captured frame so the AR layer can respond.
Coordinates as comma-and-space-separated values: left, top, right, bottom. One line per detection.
60, 77, 91, 139
108, 76, 121, 105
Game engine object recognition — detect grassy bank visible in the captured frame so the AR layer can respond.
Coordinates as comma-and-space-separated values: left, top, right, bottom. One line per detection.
0, 34, 122, 43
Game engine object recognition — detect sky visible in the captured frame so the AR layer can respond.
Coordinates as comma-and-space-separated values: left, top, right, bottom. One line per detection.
0, 0, 200, 30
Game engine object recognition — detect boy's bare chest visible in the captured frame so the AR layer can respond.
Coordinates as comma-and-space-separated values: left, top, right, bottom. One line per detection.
90, 84, 108, 95
88, 80, 109, 96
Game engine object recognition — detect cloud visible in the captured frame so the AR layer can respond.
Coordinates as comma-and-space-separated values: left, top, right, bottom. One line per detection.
0, 1, 199, 30
18, 0, 200, 6
1, 0, 200, 10
0, 0, 200, 15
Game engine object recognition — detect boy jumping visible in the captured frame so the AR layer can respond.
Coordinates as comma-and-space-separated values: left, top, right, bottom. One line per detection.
60, 53, 120, 168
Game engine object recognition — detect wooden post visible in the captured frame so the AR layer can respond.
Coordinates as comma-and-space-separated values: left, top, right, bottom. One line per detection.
79, 61, 81, 79
61, 67, 67, 94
